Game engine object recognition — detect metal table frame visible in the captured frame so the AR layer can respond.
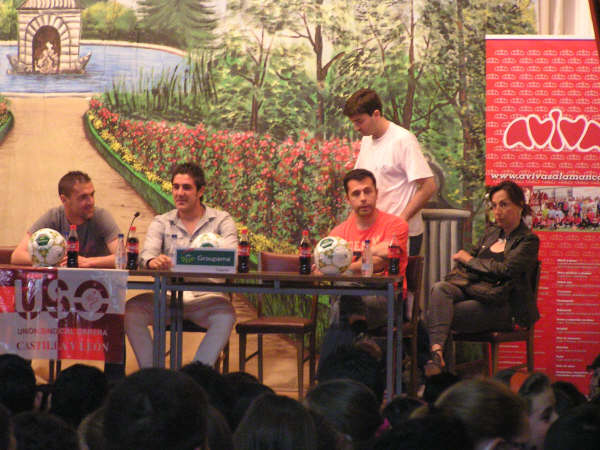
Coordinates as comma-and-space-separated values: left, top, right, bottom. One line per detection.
130, 270, 404, 400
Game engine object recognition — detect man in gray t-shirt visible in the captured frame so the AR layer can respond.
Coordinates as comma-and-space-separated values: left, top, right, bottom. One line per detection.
11, 171, 120, 267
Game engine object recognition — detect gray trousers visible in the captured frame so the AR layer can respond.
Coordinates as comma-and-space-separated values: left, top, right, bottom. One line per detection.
425, 281, 513, 348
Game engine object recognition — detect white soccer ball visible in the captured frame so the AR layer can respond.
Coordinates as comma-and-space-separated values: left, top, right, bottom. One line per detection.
191, 232, 223, 248
28, 228, 66, 267
314, 236, 353, 275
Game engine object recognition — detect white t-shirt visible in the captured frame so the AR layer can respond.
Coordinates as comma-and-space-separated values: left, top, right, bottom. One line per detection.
354, 122, 433, 236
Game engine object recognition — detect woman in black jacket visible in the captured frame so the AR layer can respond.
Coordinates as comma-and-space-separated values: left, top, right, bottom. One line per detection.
425, 181, 540, 376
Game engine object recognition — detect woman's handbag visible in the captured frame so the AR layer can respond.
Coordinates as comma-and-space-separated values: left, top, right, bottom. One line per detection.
445, 264, 512, 306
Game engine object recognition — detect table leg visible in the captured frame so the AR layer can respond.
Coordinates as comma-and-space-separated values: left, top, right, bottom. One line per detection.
153, 276, 167, 368
386, 282, 394, 402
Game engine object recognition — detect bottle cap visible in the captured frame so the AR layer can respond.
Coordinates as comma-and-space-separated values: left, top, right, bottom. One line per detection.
130, 226, 136, 231
118, 233, 124, 238
365, 239, 371, 244
302, 230, 308, 236
70, 224, 76, 230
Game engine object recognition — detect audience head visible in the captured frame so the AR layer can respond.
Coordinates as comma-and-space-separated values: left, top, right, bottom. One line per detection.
223, 376, 274, 431
206, 405, 233, 450
78, 406, 107, 450
103, 368, 209, 450
517, 372, 557, 450
13, 411, 79, 450
422, 372, 460, 405
382, 396, 425, 429
0, 354, 37, 414
234, 393, 317, 450
309, 409, 346, 450
180, 361, 234, 428
317, 345, 385, 403
305, 379, 382, 450
433, 378, 529, 449
0, 403, 15, 450
544, 404, 600, 450
50, 363, 108, 427
373, 413, 473, 450
551, 380, 587, 416
587, 353, 600, 399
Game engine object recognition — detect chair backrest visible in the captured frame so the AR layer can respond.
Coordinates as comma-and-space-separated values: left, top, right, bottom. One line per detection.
531, 260, 542, 301
258, 251, 317, 322
0, 247, 14, 265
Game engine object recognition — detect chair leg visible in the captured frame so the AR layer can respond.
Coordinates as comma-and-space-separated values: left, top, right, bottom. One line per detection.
308, 331, 316, 387
490, 342, 499, 376
222, 341, 230, 374
297, 334, 305, 400
527, 331, 534, 372
239, 333, 247, 372
409, 335, 418, 396
446, 334, 456, 374
258, 334, 263, 383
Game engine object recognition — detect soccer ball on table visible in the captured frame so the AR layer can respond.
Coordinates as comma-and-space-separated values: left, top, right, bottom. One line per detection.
28, 228, 66, 267
191, 232, 223, 248
314, 236, 353, 275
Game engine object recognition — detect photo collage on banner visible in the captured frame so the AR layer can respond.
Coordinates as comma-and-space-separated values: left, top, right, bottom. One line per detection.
486, 36, 600, 393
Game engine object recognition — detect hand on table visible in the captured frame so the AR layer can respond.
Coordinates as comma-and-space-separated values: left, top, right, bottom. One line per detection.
148, 254, 173, 270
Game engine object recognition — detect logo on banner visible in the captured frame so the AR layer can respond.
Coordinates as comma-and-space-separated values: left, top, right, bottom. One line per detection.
504, 109, 600, 152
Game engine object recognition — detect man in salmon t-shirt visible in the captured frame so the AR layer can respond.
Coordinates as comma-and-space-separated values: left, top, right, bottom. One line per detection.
318, 169, 408, 366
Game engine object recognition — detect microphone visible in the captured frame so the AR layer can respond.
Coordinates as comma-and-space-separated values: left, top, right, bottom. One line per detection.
126, 212, 140, 243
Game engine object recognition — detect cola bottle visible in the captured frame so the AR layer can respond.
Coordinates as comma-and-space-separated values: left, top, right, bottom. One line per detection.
388, 234, 401, 275
126, 226, 139, 270
299, 230, 311, 275
238, 227, 250, 273
66, 224, 79, 268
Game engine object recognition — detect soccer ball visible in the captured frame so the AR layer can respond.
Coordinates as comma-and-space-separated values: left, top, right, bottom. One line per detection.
28, 228, 66, 267
191, 232, 223, 248
314, 236, 353, 275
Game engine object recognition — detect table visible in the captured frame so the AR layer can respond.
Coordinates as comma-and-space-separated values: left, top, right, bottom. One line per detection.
130, 270, 404, 401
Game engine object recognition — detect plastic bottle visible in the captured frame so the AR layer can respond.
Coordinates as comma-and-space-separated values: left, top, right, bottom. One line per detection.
361, 239, 373, 277
238, 227, 250, 273
126, 226, 139, 270
115, 233, 126, 269
388, 234, 401, 275
168, 233, 178, 267
299, 230, 311, 275
66, 224, 79, 268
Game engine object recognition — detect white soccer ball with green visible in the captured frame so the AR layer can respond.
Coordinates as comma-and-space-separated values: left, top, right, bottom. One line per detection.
314, 236, 352, 275
191, 232, 223, 248
28, 228, 66, 267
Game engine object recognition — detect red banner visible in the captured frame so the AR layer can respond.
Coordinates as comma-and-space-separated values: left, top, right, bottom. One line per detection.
0, 267, 127, 363
486, 37, 600, 394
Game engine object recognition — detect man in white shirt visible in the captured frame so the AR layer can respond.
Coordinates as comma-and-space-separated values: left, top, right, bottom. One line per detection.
344, 89, 437, 255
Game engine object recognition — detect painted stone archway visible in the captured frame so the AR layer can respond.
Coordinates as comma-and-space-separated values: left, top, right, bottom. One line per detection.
7, 0, 91, 74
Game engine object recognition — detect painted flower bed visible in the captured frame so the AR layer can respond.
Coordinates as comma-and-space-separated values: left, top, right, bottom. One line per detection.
87, 98, 359, 251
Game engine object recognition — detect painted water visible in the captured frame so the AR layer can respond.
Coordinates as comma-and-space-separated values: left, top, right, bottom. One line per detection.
0, 44, 184, 94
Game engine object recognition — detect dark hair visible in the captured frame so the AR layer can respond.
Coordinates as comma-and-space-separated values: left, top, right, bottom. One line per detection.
223, 378, 274, 431
0, 354, 37, 414
233, 393, 317, 450
382, 396, 426, 429
0, 403, 12, 450
58, 171, 92, 197
544, 404, 600, 450
206, 405, 234, 450
171, 162, 206, 190
180, 361, 234, 429
488, 180, 532, 217
434, 378, 528, 446
103, 368, 209, 450
77, 406, 107, 450
343, 169, 377, 194
49, 364, 108, 428
305, 379, 382, 449
13, 411, 79, 450
551, 381, 587, 416
423, 372, 461, 405
517, 372, 552, 414
343, 89, 382, 117
317, 346, 385, 404
373, 413, 473, 450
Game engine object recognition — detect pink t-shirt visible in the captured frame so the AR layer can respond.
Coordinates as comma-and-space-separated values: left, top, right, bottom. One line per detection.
330, 209, 409, 277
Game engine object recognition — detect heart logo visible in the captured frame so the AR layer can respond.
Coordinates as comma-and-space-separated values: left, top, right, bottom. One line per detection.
504, 118, 532, 149
549, 110, 564, 151
579, 120, 600, 152
558, 116, 587, 149
528, 116, 553, 147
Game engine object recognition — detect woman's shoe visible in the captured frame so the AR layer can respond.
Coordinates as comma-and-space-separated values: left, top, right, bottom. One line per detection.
424, 347, 445, 377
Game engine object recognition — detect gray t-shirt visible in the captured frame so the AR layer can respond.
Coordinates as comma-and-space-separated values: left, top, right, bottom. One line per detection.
29, 206, 120, 257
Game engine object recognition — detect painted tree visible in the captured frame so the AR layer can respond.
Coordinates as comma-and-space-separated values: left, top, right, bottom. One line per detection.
138, 0, 218, 49
421, 0, 535, 240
